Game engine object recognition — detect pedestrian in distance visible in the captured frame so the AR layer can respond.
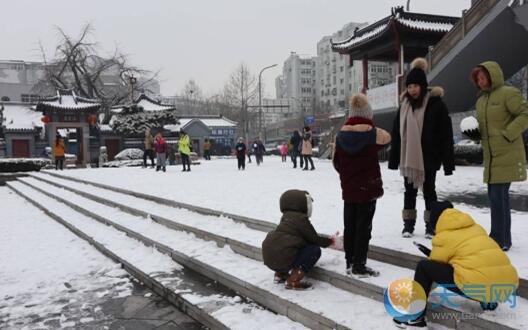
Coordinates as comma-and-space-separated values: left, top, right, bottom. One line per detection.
235, 137, 247, 170
261, 190, 339, 290
143, 128, 155, 168
290, 130, 302, 168
154, 132, 167, 172
203, 138, 212, 160
388, 57, 455, 239
253, 138, 266, 166
178, 129, 191, 172
54, 133, 65, 170
333, 93, 391, 277
246, 139, 252, 163
280, 142, 288, 162
393, 201, 519, 328
472, 61, 528, 251
301, 126, 315, 170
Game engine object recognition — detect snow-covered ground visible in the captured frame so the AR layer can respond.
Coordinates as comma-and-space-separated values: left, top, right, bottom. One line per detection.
56, 156, 528, 277
0, 187, 133, 328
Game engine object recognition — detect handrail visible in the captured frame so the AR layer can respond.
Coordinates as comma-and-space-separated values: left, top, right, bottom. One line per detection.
428, 0, 501, 70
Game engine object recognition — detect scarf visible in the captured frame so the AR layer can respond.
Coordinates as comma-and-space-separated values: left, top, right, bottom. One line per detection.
399, 93, 429, 189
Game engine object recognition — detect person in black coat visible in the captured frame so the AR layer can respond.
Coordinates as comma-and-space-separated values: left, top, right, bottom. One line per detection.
289, 130, 302, 168
388, 57, 455, 239
235, 137, 247, 170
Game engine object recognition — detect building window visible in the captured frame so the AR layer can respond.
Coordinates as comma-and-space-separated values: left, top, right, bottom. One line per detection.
340, 66, 344, 72
21, 94, 40, 103
340, 89, 344, 95
340, 78, 344, 85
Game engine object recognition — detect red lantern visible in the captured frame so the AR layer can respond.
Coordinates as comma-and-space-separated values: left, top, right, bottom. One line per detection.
88, 114, 97, 125
41, 115, 50, 124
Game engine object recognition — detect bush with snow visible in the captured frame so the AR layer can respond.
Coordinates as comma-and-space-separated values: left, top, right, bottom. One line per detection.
114, 148, 144, 161
0, 158, 51, 172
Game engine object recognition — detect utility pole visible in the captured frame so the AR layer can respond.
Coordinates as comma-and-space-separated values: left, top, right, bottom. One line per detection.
258, 64, 277, 140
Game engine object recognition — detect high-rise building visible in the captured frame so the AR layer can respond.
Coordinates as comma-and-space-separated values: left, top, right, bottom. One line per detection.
275, 52, 317, 117
315, 22, 397, 112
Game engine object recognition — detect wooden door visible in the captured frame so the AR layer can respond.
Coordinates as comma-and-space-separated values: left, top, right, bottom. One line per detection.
12, 139, 30, 158
105, 139, 120, 161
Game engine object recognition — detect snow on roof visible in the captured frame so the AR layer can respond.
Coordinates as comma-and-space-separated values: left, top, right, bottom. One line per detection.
200, 118, 237, 127
39, 90, 100, 111
136, 98, 174, 112
178, 118, 193, 128
332, 24, 389, 50
163, 124, 181, 132
396, 17, 454, 32
2, 104, 43, 131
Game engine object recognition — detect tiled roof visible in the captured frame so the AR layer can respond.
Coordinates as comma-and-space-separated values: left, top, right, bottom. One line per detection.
331, 8, 458, 52
37, 89, 100, 111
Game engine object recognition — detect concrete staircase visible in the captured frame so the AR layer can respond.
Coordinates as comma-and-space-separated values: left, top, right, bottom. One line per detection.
6, 171, 527, 330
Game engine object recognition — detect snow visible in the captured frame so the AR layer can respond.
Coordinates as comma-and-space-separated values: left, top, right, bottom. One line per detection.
200, 117, 237, 127
8, 180, 398, 329
136, 98, 174, 112
14, 173, 528, 329
0, 187, 133, 328
396, 18, 454, 32
6, 182, 309, 330
41, 95, 99, 110
460, 116, 479, 131
332, 24, 388, 50
47, 157, 528, 280
2, 104, 43, 130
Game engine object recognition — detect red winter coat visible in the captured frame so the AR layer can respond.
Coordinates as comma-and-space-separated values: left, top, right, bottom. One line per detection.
333, 117, 385, 203
154, 138, 167, 154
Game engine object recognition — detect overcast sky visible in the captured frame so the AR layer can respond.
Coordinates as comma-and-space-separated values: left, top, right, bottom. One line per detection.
1, 0, 471, 98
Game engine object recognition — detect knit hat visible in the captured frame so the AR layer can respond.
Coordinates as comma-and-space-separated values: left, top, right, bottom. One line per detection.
429, 200, 454, 232
349, 93, 373, 119
405, 57, 429, 89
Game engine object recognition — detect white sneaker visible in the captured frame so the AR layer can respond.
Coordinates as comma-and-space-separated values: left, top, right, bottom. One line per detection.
402, 231, 413, 238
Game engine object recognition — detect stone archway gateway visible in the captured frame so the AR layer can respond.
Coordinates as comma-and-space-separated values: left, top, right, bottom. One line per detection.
37, 89, 100, 167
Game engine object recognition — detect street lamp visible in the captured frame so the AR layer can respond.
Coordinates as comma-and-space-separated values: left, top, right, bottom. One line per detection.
258, 64, 278, 140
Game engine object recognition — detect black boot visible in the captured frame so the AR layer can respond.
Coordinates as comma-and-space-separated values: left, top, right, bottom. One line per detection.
402, 209, 417, 238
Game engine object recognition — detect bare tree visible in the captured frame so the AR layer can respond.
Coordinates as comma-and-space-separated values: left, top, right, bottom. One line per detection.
33, 23, 158, 110
180, 78, 204, 114
222, 63, 257, 139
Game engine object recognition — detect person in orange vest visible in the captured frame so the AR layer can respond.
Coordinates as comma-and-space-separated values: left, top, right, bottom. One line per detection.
54, 133, 65, 170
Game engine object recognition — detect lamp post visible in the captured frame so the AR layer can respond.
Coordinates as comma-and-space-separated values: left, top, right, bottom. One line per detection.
258, 64, 278, 140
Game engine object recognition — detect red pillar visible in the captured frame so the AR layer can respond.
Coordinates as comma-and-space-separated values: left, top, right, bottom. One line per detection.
362, 55, 368, 94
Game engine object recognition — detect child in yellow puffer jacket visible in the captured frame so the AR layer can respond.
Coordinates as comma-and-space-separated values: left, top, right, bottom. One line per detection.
393, 201, 519, 328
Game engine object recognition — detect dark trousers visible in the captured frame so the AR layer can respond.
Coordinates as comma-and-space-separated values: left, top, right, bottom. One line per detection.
181, 153, 191, 170
414, 259, 467, 317
299, 151, 304, 168
237, 155, 245, 170
143, 149, 154, 167
247, 153, 252, 163
204, 150, 211, 160
55, 156, 64, 170
282, 155, 287, 162
291, 150, 299, 168
404, 170, 437, 216
303, 155, 314, 170
256, 153, 263, 165
275, 245, 321, 273
343, 201, 376, 268
488, 183, 512, 248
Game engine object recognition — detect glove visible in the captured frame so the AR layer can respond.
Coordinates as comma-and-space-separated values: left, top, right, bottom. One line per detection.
444, 169, 453, 176
329, 231, 344, 251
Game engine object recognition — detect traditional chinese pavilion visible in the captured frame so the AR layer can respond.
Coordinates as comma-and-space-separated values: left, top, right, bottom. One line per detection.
331, 6, 459, 94
36, 89, 101, 166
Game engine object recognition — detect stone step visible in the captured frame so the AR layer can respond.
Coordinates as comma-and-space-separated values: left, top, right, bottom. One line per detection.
21, 175, 528, 330
7, 181, 308, 330
35, 170, 528, 300
9, 179, 400, 330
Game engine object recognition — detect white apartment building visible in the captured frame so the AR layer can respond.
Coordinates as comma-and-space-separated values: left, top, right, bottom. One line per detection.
0, 60, 45, 102
275, 52, 317, 117
316, 22, 397, 112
